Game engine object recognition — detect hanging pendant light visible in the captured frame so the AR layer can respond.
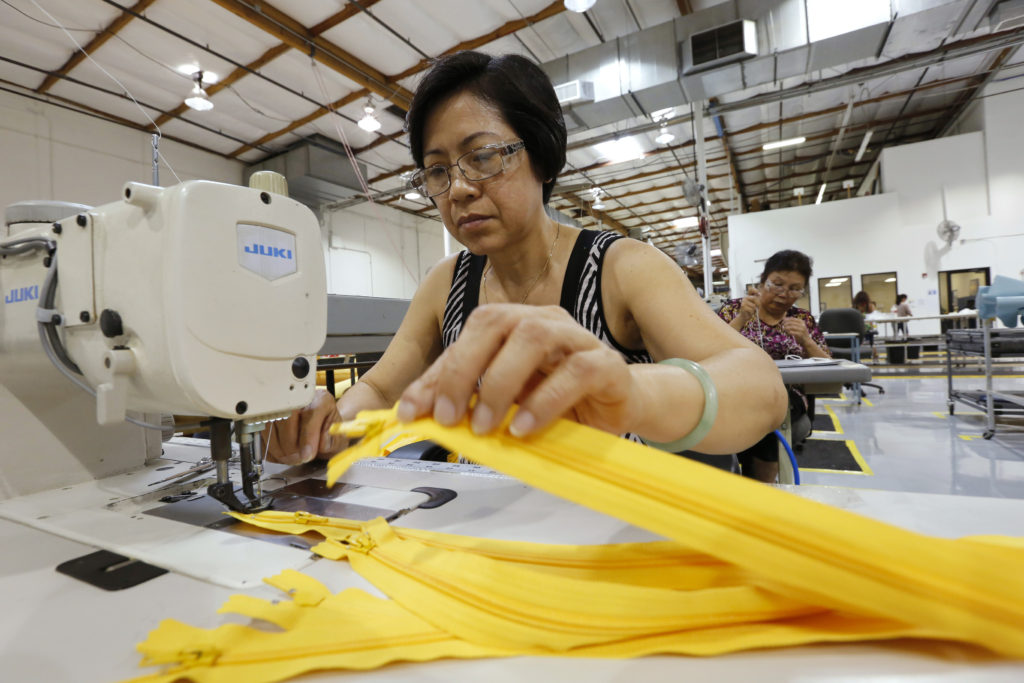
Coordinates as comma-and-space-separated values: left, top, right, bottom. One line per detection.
564, 0, 596, 12
358, 100, 382, 132
184, 70, 213, 112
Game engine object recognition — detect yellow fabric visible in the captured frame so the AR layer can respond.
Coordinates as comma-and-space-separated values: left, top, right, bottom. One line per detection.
124, 406, 1024, 681
326, 407, 1024, 657
125, 568, 940, 683
228, 509, 744, 588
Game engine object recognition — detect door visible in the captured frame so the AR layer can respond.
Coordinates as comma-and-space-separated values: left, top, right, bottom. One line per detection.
938, 267, 990, 331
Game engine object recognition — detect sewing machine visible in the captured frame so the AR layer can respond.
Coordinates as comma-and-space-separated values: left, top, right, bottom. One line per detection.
0, 176, 327, 511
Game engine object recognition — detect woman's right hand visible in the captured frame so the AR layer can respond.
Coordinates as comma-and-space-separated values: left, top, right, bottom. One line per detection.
737, 287, 759, 324
263, 389, 347, 465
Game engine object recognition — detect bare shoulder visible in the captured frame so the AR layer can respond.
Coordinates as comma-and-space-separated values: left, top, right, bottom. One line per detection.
604, 235, 688, 288
414, 251, 463, 313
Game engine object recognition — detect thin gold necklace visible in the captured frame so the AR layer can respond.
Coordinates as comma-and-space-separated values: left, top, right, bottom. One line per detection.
482, 223, 561, 305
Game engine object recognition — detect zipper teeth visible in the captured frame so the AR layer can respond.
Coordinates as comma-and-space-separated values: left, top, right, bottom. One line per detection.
408, 537, 720, 570
339, 418, 1023, 631
187, 631, 451, 667
364, 542, 819, 637
254, 513, 725, 571
507, 434, 1020, 627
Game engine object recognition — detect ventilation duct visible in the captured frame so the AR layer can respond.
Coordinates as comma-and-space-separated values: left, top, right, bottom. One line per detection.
683, 19, 758, 75
540, 0, 960, 133
244, 135, 367, 210
554, 79, 595, 106
990, 0, 1024, 31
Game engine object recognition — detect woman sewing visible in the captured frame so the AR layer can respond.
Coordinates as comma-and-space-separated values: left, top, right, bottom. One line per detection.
266, 52, 786, 465
716, 250, 830, 481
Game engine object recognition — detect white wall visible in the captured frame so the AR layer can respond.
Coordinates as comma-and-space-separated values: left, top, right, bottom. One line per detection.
0, 88, 448, 302
321, 202, 447, 300
0, 90, 242, 213
727, 84, 1024, 336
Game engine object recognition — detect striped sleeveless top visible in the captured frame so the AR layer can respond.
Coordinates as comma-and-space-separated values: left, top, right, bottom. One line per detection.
442, 228, 653, 364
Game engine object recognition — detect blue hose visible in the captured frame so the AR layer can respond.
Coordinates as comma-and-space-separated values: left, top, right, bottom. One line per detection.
773, 429, 800, 485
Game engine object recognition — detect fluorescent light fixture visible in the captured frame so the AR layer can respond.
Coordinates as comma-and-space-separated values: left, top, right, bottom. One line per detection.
854, 129, 874, 162
651, 107, 674, 122
884, 277, 897, 283
709, 248, 722, 256
762, 136, 805, 151
672, 216, 699, 229
829, 277, 849, 283
824, 282, 842, 287
815, 183, 827, 205
404, 191, 422, 200
807, 0, 890, 42
184, 83, 213, 111
564, 0, 596, 12
594, 136, 645, 164
176, 64, 219, 84
713, 281, 726, 285
719, 267, 729, 272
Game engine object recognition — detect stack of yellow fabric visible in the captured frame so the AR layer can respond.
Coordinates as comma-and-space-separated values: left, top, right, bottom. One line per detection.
125, 407, 1024, 683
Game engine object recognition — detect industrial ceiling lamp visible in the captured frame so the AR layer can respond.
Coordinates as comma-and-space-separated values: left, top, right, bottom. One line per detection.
655, 124, 675, 145
358, 99, 382, 132
589, 186, 606, 210
564, 0, 596, 12
184, 71, 213, 112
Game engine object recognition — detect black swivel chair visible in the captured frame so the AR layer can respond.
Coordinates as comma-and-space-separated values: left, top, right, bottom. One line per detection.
818, 308, 885, 399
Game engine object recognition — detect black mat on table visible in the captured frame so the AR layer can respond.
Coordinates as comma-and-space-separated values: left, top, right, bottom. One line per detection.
798, 439, 864, 473
812, 413, 839, 433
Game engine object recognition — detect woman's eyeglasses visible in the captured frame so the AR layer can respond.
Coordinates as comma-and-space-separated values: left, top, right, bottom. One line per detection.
410, 140, 526, 198
764, 282, 805, 298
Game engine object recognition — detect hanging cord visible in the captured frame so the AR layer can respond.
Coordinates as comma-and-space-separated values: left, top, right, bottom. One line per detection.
309, 59, 419, 285
774, 429, 800, 485
26, 0, 181, 183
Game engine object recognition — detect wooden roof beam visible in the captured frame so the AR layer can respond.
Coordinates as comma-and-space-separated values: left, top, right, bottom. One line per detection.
36, 0, 159, 93
153, 1, 378, 130
207, 0, 413, 108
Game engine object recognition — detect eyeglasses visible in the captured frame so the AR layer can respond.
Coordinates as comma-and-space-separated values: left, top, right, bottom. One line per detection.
764, 281, 805, 297
409, 140, 526, 198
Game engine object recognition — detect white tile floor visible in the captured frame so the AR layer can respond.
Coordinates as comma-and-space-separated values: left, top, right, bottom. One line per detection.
800, 375, 1024, 499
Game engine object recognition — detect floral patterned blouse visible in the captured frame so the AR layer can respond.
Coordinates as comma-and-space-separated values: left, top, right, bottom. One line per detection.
718, 299, 831, 360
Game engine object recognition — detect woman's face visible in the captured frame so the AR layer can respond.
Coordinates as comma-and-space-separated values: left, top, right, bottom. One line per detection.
421, 92, 545, 254
759, 270, 807, 313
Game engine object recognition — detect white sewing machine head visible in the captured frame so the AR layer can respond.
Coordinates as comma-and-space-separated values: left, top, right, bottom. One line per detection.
0, 177, 326, 509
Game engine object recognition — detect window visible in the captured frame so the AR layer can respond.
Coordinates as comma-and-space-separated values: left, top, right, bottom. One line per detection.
817, 276, 852, 314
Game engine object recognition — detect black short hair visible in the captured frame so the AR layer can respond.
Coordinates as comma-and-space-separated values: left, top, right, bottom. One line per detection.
405, 51, 566, 204
853, 290, 871, 310
896, 293, 908, 304
759, 250, 813, 285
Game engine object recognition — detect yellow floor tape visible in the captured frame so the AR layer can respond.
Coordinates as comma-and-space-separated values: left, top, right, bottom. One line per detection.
124, 406, 1024, 682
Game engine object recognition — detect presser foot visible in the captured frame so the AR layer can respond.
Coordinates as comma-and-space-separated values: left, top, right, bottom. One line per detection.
206, 481, 274, 514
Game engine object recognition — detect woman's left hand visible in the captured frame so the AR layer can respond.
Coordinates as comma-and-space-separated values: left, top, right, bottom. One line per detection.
396, 304, 638, 437
782, 316, 811, 346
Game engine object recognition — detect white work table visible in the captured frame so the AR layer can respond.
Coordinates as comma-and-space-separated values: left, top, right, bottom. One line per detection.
2, 441, 1023, 683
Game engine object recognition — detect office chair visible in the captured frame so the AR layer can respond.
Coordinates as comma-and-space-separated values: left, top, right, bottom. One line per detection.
818, 308, 885, 399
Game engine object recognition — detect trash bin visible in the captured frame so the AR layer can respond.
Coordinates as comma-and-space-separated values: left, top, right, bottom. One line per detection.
907, 344, 920, 360
887, 345, 906, 364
